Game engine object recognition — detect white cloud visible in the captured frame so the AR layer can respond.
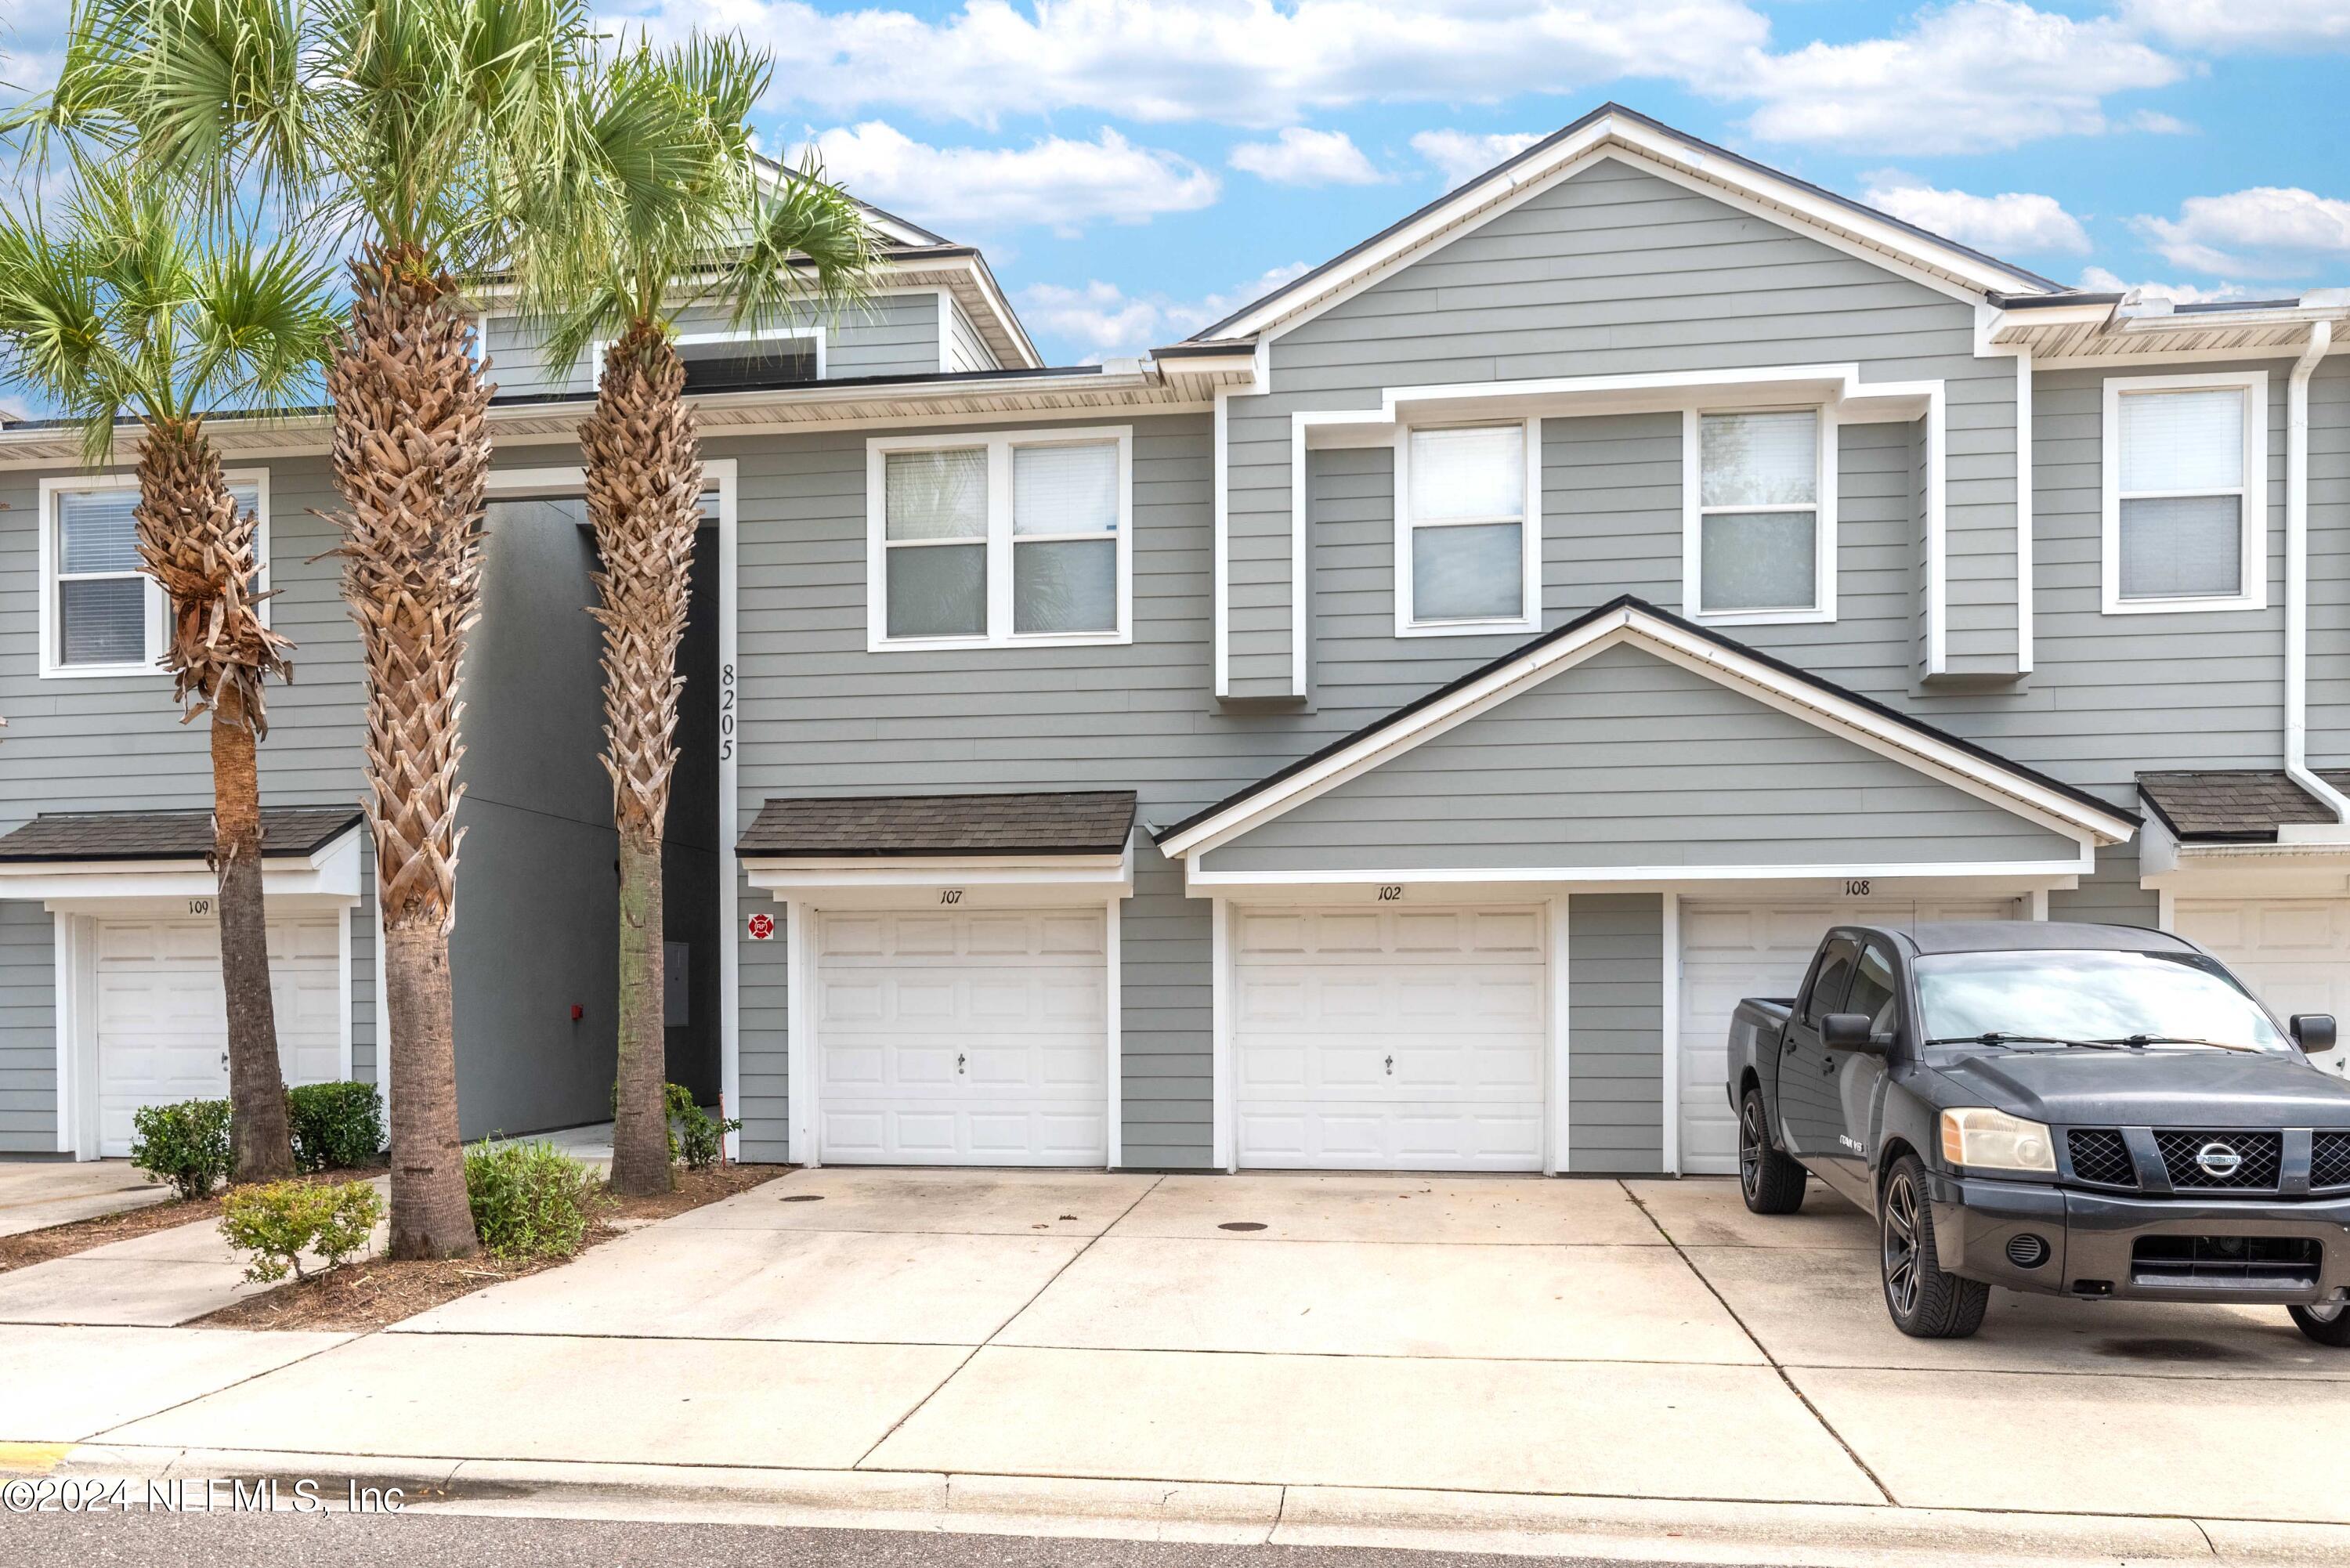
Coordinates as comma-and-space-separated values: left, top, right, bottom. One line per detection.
1410, 129, 1544, 188
801, 122, 1219, 237
1020, 262, 1315, 359
630, 0, 1769, 128
2078, 266, 2259, 305
1860, 172, 2090, 255
2120, 0, 2350, 52
1229, 128, 1386, 186
2133, 187, 2350, 278
1733, 0, 2186, 154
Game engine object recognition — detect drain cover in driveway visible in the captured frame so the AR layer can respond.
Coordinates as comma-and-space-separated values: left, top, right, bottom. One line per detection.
778, 1194, 826, 1203
1218, 1222, 1267, 1231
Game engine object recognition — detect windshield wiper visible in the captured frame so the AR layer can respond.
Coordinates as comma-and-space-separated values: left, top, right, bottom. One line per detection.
2088, 1035, 2261, 1053
1922, 1032, 2123, 1050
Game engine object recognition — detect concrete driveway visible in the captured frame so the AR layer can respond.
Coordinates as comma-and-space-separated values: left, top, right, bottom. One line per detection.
0, 1160, 169, 1237
38, 1166, 2350, 1534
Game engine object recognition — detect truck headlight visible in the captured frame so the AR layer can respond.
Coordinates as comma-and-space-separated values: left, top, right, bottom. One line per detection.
1939, 1107, 2056, 1175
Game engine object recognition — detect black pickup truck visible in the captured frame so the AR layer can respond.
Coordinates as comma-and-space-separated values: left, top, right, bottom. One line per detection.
1726, 921, 2350, 1342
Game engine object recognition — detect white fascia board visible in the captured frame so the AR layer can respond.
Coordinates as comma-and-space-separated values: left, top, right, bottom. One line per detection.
9, 825, 365, 907
1186, 853, 2098, 894
1213, 119, 2041, 346
1157, 605, 2133, 862
743, 852, 1132, 899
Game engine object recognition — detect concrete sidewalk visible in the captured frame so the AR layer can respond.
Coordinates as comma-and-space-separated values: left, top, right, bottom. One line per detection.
0, 1160, 170, 1237
8, 1168, 2350, 1564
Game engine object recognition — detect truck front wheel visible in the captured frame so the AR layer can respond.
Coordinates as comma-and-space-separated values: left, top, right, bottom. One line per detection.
1880, 1154, 1989, 1339
1738, 1086, 1806, 1214
2288, 1302, 2350, 1347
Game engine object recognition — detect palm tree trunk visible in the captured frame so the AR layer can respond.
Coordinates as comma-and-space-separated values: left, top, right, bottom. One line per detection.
327, 246, 486, 1258
582, 323, 700, 1196
135, 421, 296, 1184
212, 681, 297, 1182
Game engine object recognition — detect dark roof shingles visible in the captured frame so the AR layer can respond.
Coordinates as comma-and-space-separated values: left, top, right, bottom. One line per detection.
2136, 770, 2350, 842
0, 806, 363, 862
738, 791, 1137, 858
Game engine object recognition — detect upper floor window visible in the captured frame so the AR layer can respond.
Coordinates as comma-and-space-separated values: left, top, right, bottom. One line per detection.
1394, 421, 1538, 638
2102, 372, 2267, 615
1686, 408, 1835, 625
866, 426, 1132, 651
595, 327, 823, 395
38, 472, 267, 678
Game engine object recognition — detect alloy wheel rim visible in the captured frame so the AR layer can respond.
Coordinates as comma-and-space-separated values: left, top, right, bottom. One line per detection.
1738, 1100, 1764, 1198
2307, 1301, 2348, 1324
1882, 1173, 1922, 1317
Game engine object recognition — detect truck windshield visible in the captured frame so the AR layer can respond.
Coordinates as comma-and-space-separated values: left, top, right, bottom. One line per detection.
1913, 949, 2290, 1053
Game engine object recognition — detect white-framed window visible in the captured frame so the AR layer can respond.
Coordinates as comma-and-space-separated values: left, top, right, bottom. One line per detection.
866, 425, 1133, 651
37, 470, 271, 679
2102, 371, 2268, 615
1683, 406, 1836, 624
593, 326, 825, 395
1393, 420, 1540, 638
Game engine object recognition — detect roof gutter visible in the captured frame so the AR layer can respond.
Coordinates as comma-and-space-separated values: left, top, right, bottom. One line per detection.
2282, 320, 2350, 840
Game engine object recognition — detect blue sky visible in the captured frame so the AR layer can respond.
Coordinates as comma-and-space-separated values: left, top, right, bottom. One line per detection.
9, 2, 2349, 366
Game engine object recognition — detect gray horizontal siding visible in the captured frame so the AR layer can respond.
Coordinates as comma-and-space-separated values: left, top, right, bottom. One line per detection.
944, 294, 996, 374
1568, 893, 1661, 1173
0, 900, 56, 1153
1202, 643, 2077, 874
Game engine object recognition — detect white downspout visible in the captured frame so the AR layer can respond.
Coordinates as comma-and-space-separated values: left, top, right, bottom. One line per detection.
2281, 320, 2350, 840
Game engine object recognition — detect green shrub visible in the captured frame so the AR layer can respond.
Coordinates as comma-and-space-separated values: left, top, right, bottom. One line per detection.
665, 1083, 741, 1172
286, 1082, 385, 1172
129, 1099, 232, 1200
465, 1138, 597, 1259
219, 1180, 384, 1284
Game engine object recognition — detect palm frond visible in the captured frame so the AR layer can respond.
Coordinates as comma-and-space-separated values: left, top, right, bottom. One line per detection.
731, 150, 884, 331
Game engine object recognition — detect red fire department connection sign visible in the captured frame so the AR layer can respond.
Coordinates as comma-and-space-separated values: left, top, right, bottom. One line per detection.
746, 912, 776, 941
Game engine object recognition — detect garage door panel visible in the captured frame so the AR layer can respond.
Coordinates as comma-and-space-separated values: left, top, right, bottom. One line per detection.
815, 907, 1108, 1166
2175, 898, 2350, 1082
1235, 905, 1546, 1172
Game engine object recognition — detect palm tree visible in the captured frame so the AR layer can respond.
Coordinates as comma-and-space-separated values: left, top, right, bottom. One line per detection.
524, 36, 879, 1193
0, 167, 335, 1183
38, 0, 590, 1255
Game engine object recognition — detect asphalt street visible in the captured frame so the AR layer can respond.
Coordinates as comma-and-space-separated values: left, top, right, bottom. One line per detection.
0, 1509, 1774, 1568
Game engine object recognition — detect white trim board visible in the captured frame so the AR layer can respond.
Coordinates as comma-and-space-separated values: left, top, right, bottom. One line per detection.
1158, 602, 2135, 864
2099, 370, 2270, 617
1202, 119, 2051, 347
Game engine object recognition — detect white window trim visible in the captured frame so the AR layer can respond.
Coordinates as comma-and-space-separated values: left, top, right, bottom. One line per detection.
38, 468, 273, 681
591, 324, 826, 386
2101, 370, 2269, 616
866, 424, 1135, 652
1392, 417, 1542, 639
1680, 406, 1838, 627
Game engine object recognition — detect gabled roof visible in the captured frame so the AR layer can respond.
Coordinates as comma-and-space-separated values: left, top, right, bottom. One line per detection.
1185, 103, 2060, 347
1155, 597, 2136, 859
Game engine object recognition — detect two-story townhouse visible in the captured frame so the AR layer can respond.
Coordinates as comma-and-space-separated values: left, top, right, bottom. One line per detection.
4, 106, 2345, 1178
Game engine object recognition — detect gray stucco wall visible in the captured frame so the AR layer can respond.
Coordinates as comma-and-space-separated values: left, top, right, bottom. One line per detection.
0, 900, 56, 1153
1567, 893, 1662, 1173
1223, 154, 2023, 696
449, 497, 618, 1138
1202, 644, 2079, 874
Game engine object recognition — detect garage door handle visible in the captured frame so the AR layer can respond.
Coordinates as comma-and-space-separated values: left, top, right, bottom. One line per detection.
1383, 1053, 1394, 1075
956, 1052, 967, 1075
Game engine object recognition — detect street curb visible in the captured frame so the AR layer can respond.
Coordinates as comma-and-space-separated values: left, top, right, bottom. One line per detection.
31, 1443, 2350, 1566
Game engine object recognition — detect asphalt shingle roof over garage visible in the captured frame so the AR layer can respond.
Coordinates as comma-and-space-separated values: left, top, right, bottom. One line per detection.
2136, 770, 2350, 843
737, 791, 1138, 858
0, 806, 363, 862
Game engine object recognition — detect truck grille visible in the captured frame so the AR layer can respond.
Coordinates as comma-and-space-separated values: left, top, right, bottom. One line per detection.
2066, 1129, 2137, 1188
2131, 1234, 2320, 1290
2313, 1133, 2350, 1191
2154, 1131, 2282, 1190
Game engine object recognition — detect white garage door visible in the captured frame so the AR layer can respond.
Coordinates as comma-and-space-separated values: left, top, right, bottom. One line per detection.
1678, 897, 2022, 1174
96, 914, 345, 1158
2171, 899, 2350, 1082
1235, 905, 1546, 1172
815, 907, 1108, 1165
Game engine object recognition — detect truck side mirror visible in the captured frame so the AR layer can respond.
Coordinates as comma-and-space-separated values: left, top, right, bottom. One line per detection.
1822, 1013, 1886, 1053
2292, 1013, 2337, 1054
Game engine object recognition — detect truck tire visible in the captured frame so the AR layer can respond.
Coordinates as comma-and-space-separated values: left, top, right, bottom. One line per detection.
1738, 1086, 1806, 1215
1880, 1154, 1989, 1339
2289, 1302, 2350, 1347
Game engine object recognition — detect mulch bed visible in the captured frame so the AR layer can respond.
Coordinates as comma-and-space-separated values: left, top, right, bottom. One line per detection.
196, 1162, 780, 1334
0, 1165, 389, 1275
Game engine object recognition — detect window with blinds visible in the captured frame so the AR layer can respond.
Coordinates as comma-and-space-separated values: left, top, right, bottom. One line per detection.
46, 479, 263, 673
1399, 423, 1533, 634
1694, 410, 1820, 617
2113, 385, 2251, 605
871, 429, 1130, 648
